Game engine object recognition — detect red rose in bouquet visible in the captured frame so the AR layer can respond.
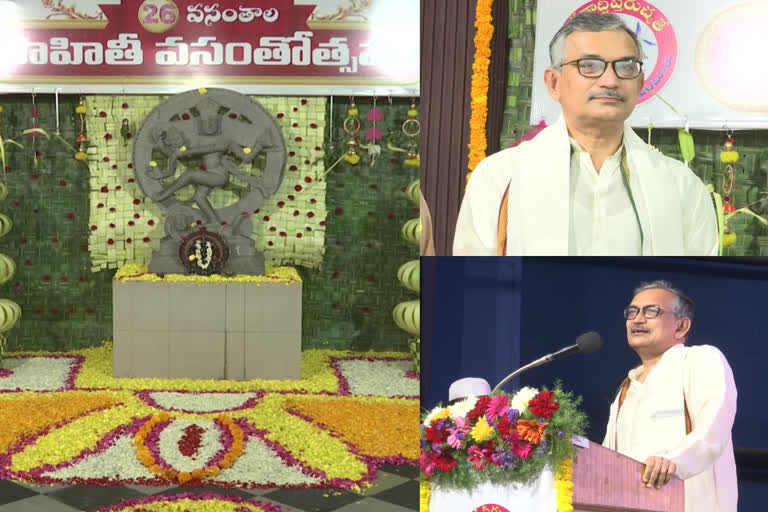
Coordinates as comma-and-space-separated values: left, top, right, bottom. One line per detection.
528, 390, 559, 419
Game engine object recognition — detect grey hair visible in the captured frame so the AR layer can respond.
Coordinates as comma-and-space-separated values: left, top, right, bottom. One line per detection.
549, 12, 646, 67
633, 280, 695, 322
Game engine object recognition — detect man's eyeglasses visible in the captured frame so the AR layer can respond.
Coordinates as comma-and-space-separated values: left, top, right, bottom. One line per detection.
623, 305, 672, 320
559, 58, 643, 79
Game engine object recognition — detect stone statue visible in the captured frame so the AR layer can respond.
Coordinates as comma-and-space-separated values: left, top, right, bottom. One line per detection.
132, 89, 286, 275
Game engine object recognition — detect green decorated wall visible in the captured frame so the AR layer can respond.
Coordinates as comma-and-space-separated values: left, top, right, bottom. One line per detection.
0, 94, 418, 352
500, 0, 768, 256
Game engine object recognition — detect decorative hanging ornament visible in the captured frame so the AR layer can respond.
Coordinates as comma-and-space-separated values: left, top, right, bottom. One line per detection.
360, 96, 383, 166
28, 94, 41, 167
720, 131, 738, 215
402, 99, 420, 167
720, 130, 738, 247
74, 97, 88, 161
343, 98, 361, 165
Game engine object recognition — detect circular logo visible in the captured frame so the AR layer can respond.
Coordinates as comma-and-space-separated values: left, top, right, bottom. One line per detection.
569, 1, 678, 104
138, 0, 180, 34
472, 505, 511, 512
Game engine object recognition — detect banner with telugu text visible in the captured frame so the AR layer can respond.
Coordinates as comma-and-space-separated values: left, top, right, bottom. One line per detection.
531, 0, 768, 129
0, 0, 419, 96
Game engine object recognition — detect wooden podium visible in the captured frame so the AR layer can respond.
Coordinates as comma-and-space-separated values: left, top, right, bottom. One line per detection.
572, 440, 684, 512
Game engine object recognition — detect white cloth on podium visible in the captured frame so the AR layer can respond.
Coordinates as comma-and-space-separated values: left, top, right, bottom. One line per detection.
429, 466, 556, 512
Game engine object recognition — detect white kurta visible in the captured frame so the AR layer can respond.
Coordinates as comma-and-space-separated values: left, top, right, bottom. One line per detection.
603, 344, 738, 512
568, 138, 641, 255
453, 115, 719, 256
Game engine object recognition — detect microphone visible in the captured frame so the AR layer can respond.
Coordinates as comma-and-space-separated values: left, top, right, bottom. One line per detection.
491, 332, 603, 394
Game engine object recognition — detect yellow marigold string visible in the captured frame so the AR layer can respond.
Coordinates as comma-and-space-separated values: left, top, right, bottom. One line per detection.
466, 0, 494, 185
554, 457, 575, 512
420, 478, 431, 512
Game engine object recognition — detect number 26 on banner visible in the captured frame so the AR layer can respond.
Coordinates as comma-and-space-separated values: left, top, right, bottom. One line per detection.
139, 0, 180, 33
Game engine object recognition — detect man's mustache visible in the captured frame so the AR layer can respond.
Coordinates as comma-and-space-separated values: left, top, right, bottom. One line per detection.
589, 90, 625, 101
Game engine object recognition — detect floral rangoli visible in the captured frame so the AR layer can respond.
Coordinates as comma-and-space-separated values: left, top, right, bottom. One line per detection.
0, 344, 418, 490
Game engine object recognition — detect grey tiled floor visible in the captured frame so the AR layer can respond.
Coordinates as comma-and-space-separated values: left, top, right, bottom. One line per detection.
0, 464, 418, 512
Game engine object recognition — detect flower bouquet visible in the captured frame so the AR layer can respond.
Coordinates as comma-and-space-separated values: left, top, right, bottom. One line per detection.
420, 383, 587, 511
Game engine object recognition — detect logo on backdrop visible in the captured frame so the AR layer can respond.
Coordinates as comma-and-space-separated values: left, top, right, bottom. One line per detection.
569, 0, 678, 104
471, 505, 510, 512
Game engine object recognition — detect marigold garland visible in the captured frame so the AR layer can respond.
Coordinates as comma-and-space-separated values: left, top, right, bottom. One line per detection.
555, 457, 575, 512
467, 0, 495, 183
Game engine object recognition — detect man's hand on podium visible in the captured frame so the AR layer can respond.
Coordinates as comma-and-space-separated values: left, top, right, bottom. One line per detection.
641, 456, 677, 489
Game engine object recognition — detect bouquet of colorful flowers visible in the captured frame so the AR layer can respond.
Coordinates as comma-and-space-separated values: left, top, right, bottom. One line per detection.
420, 383, 587, 491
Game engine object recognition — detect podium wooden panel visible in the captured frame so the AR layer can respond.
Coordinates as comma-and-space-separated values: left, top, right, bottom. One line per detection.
572, 440, 684, 512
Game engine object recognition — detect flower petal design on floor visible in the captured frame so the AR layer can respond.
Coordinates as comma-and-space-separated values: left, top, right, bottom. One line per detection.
139, 391, 264, 413
0, 346, 417, 491
0, 355, 83, 391
333, 357, 420, 397
95, 492, 284, 511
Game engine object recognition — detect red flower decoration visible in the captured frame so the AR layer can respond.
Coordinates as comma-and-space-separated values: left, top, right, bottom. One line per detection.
369, 184, 377, 189
133, 198, 141, 205
143, 237, 150, 242
294, 185, 302, 192
104, 133, 112, 140
296, 233, 302, 238
263, 216, 270, 221
528, 390, 559, 419
59, 180, 67, 186
100, 186, 109, 193
304, 177, 312, 183
51, 237, 58, 243
467, 396, 491, 421
182, 113, 190, 120
289, 165, 298, 171
332, 271, 340, 278
277, 201, 285, 208
310, 198, 317, 204
288, 195, 295, 200
367, 275, 375, 282
99, 111, 107, 117
276, 113, 284, 118
307, 212, 315, 218
435, 454, 457, 472
293, 210, 300, 216
107, 239, 114, 245
335, 207, 343, 215
60, 276, 68, 282
148, 220, 155, 226
66, 212, 74, 219
306, 226, 312, 231
90, 225, 98, 231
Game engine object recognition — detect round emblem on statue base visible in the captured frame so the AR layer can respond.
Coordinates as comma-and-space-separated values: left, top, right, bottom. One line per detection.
178, 230, 229, 275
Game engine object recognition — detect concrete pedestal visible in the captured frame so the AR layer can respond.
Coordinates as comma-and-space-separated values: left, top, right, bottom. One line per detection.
113, 280, 302, 380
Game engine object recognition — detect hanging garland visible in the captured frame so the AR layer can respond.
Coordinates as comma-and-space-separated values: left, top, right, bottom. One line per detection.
466, 0, 494, 183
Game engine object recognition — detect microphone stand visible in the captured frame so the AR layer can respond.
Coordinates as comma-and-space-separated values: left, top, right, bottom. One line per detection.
491, 354, 555, 394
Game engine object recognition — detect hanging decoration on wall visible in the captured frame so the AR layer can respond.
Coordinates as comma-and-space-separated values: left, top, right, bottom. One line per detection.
721, 132, 738, 214
343, 98, 361, 165
74, 97, 89, 161
360, 96, 383, 166
386, 99, 420, 167
22, 93, 50, 167
402, 99, 420, 167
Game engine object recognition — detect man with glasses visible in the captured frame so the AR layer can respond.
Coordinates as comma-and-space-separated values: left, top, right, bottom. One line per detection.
602, 280, 737, 512
454, 12, 718, 256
